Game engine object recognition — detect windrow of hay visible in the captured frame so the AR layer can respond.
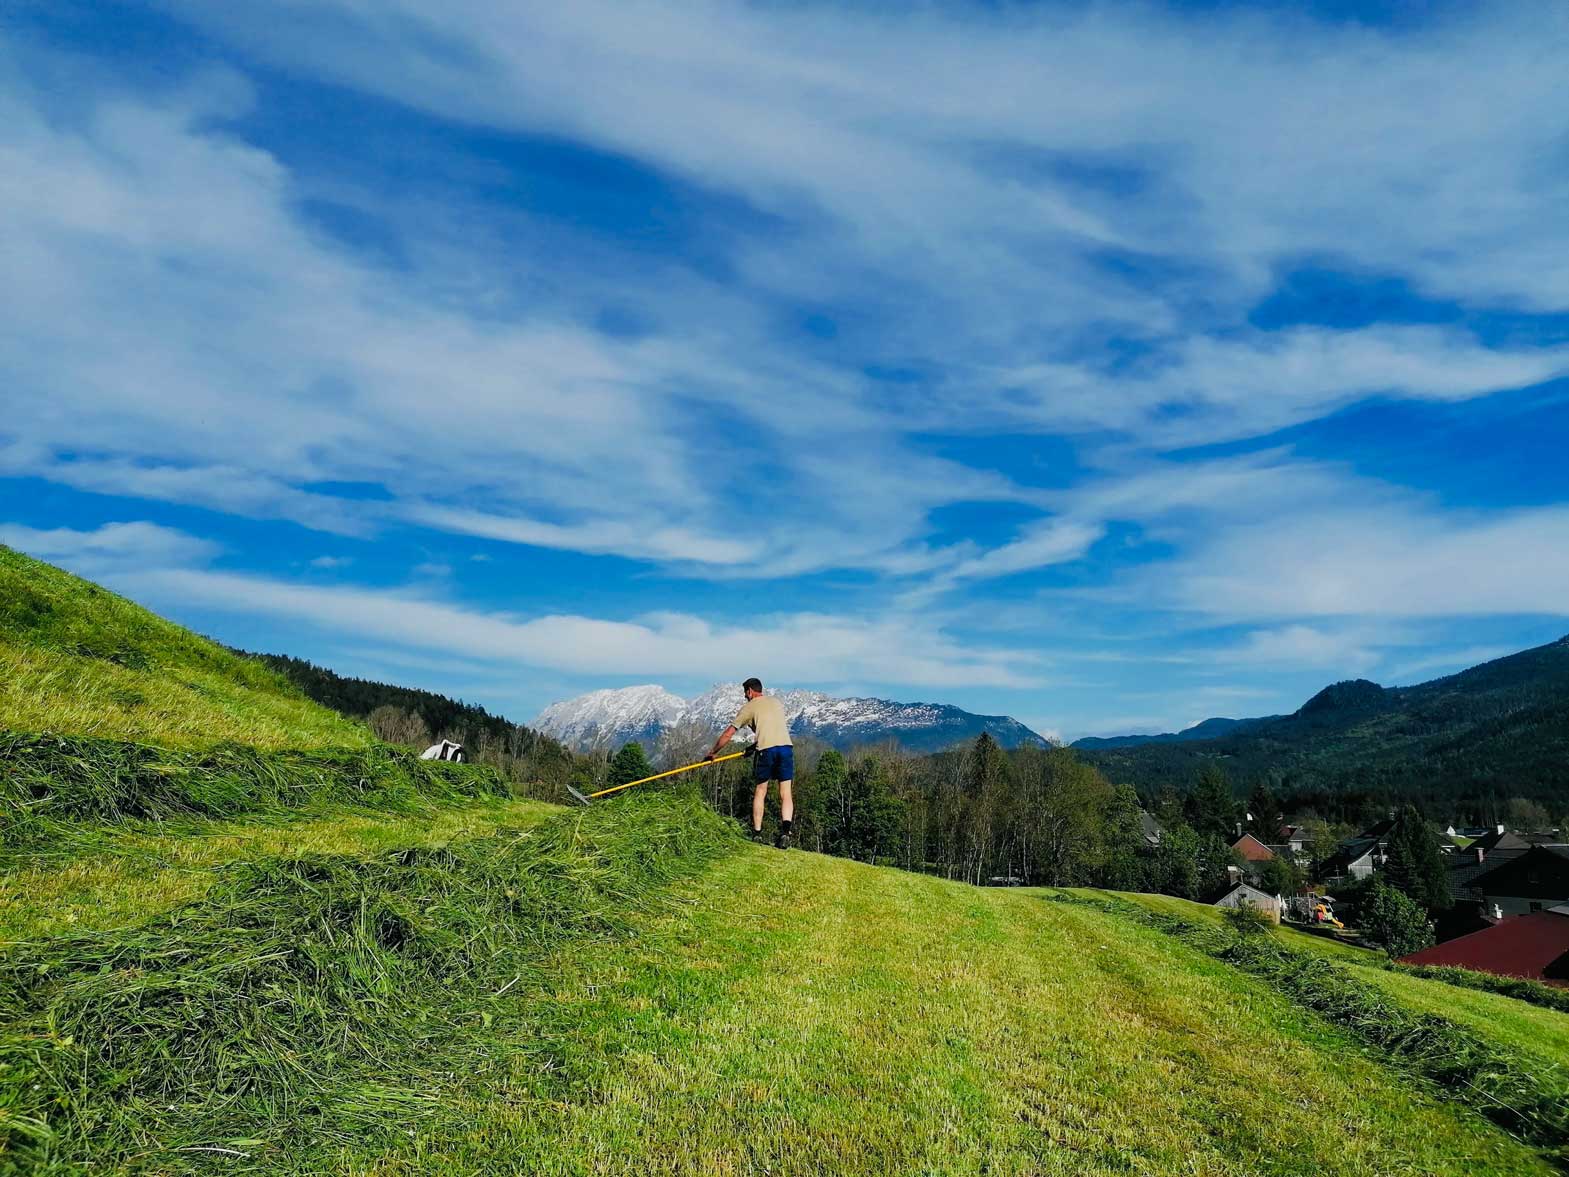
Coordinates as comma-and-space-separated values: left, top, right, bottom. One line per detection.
0, 789, 739, 1173
1392, 961, 1569, 1017
1049, 892, 1569, 1171
0, 733, 516, 855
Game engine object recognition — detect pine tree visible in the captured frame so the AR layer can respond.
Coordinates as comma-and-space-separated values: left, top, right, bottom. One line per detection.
1247, 780, 1284, 841
1153, 825, 1202, 899
815, 750, 853, 856
1187, 763, 1237, 842
1382, 804, 1451, 912
1153, 784, 1185, 830
1099, 782, 1149, 891
608, 742, 654, 788
848, 756, 904, 864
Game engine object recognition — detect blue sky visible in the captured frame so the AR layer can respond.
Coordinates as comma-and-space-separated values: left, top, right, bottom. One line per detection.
3, 1, 1568, 740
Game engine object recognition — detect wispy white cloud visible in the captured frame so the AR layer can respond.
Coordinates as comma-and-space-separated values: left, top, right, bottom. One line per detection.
1157, 500, 1569, 620
948, 518, 1105, 582
6, 6, 1567, 590
4, 5, 1568, 736
116, 567, 1044, 689
1231, 625, 1381, 674
0, 520, 219, 577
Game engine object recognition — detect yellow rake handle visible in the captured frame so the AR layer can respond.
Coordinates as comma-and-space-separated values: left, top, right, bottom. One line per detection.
586, 750, 746, 799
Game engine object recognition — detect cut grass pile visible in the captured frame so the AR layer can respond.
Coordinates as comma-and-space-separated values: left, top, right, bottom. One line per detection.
1116, 890, 1569, 1054
0, 732, 513, 854
1055, 890, 1569, 1167
0, 545, 366, 749
1, 790, 739, 1173
355, 855, 1547, 1176
1355, 964, 1569, 1077
1396, 961, 1569, 1017
0, 796, 557, 945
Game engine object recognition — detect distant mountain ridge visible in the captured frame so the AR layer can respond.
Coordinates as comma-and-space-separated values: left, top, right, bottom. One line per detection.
534, 684, 1050, 754
1073, 716, 1269, 749
1075, 635, 1569, 811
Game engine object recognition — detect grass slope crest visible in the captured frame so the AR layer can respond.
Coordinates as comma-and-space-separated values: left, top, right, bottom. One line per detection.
0, 546, 366, 748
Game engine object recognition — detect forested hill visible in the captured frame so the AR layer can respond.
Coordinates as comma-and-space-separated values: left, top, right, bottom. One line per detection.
242, 651, 570, 763
1073, 716, 1269, 749
1076, 635, 1569, 814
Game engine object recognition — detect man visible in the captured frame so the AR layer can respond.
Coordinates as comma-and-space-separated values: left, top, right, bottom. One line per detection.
707, 677, 794, 847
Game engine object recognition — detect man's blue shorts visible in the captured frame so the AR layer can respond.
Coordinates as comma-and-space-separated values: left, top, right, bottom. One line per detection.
752, 745, 794, 783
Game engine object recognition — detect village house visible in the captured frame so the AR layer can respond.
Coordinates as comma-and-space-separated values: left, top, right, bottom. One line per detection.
1230, 832, 1275, 864
1467, 845, 1569, 917
1319, 818, 1397, 882
1139, 810, 1163, 848
1447, 829, 1536, 906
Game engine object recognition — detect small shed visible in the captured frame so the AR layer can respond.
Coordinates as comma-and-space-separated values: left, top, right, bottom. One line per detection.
1210, 882, 1282, 923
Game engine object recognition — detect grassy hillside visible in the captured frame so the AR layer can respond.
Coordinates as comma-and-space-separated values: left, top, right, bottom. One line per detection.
1117, 891, 1569, 1080
0, 545, 367, 748
1078, 635, 1569, 811
6, 790, 1565, 1174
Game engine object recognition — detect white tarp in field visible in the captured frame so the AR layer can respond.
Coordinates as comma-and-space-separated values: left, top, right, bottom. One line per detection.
419, 739, 466, 762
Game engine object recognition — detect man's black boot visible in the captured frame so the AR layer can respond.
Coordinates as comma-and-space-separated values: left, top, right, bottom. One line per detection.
775, 819, 793, 849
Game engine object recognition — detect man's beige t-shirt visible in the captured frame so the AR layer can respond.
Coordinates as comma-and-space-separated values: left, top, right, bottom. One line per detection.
732, 694, 792, 749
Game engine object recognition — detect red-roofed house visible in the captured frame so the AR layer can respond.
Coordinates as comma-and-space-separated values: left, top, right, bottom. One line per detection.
1399, 908, 1569, 987
1231, 833, 1276, 863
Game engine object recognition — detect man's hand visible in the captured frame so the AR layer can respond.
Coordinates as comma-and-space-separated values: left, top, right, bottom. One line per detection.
743, 745, 757, 758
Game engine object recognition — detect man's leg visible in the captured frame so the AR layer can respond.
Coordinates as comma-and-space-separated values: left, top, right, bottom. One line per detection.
773, 779, 794, 848
752, 780, 769, 832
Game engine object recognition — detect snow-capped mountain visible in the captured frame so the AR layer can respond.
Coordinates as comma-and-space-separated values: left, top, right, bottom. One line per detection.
531, 685, 687, 751
532, 683, 1050, 754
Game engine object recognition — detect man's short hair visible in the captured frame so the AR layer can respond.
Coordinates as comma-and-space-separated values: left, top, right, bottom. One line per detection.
742, 677, 763, 694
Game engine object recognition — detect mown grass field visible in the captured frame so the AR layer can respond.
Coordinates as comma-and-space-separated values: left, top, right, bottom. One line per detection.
1115, 890, 1381, 961
1114, 889, 1569, 1092
6, 819, 1558, 1176
344, 853, 1551, 1177
0, 545, 367, 748
0, 796, 556, 945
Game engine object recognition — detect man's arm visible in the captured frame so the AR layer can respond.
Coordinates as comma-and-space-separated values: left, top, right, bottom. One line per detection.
706, 725, 738, 761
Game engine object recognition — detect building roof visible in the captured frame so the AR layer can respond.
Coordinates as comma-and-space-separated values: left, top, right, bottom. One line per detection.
1231, 833, 1276, 862
1320, 838, 1377, 877
1400, 909, 1569, 986
1206, 881, 1278, 907
1468, 845, 1569, 901
1139, 810, 1163, 845
1446, 833, 1538, 898
1470, 828, 1526, 854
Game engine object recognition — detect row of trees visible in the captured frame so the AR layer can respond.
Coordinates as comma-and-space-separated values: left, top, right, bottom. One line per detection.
653, 733, 1251, 898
